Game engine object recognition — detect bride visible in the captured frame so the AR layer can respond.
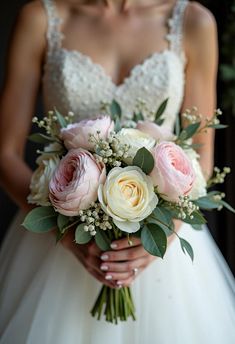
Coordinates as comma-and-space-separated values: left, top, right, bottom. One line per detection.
0, 0, 235, 343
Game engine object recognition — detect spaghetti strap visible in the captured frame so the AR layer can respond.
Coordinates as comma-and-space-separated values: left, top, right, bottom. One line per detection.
41, 0, 64, 54
166, 0, 189, 57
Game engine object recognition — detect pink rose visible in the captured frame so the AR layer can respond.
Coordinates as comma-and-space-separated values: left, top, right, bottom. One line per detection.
136, 121, 175, 142
150, 142, 195, 202
49, 149, 106, 216
60, 116, 114, 151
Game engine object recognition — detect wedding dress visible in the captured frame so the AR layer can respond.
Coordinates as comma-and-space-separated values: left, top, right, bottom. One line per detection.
0, 0, 235, 343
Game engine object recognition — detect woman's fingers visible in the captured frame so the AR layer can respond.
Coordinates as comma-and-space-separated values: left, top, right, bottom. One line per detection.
100, 256, 148, 273
110, 236, 141, 250
100, 245, 146, 262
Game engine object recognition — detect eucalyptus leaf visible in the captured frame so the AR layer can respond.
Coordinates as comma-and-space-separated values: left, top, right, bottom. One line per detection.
114, 117, 122, 133
22, 206, 57, 233
208, 124, 228, 129
54, 108, 68, 128
110, 100, 122, 119
155, 118, 164, 126
179, 237, 194, 261
155, 98, 169, 122
132, 147, 154, 174
150, 207, 174, 236
57, 214, 70, 232
194, 196, 220, 210
95, 228, 112, 251
178, 122, 200, 141
183, 210, 207, 225
141, 224, 167, 258
133, 111, 144, 122
28, 133, 55, 145
191, 224, 203, 230
220, 200, 235, 213
75, 224, 92, 244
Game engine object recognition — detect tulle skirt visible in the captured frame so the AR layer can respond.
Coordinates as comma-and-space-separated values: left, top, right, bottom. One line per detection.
0, 211, 235, 344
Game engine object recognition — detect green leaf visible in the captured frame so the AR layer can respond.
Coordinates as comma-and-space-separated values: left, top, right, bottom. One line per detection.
28, 133, 55, 144
57, 214, 70, 232
174, 113, 181, 137
75, 224, 92, 244
133, 111, 144, 122
220, 200, 235, 213
155, 118, 164, 126
183, 210, 207, 225
178, 122, 200, 141
110, 100, 122, 119
132, 147, 154, 174
208, 124, 228, 129
155, 98, 169, 122
54, 108, 68, 128
95, 228, 112, 251
22, 206, 57, 233
179, 237, 194, 261
141, 224, 167, 258
114, 117, 122, 132
194, 196, 220, 210
191, 224, 203, 230
150, 207, 174, 236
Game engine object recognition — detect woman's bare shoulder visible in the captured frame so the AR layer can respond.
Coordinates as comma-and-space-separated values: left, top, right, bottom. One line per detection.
185, 2, 217, 38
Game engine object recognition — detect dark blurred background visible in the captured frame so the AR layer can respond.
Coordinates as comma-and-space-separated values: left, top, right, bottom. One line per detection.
0, 0, 235, 274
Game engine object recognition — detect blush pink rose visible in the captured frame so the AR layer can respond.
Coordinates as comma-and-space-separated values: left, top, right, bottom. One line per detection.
49, 149, 106, 216
150, 142, 195, 202
136, 121, 175, 142
60, 116, 114, 151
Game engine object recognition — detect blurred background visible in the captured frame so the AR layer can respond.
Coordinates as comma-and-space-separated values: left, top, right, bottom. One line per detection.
0, 0, 235, 274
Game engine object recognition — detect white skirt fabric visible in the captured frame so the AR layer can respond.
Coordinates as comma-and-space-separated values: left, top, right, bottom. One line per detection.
0, 211, 235, 344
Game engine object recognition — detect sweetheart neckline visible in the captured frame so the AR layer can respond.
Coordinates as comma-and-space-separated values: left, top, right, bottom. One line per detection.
57, 48, 181, 89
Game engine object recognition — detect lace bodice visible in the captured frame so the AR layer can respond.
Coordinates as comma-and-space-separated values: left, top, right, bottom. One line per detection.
42, 0, 188, 131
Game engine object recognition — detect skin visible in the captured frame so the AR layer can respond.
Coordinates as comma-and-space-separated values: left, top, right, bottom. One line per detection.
0, 0, 218, 288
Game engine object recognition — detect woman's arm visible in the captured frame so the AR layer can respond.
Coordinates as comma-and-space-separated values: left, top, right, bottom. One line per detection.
0, 1, 46, 211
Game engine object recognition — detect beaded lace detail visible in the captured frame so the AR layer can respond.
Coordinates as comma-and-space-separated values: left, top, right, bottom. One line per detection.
42, 0, 189, 131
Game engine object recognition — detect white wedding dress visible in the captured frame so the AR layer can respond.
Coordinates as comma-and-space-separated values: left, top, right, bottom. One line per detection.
1, 0, 235, 343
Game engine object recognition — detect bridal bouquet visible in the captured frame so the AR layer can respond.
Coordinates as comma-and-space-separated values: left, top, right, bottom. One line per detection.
23, 99, 234, 323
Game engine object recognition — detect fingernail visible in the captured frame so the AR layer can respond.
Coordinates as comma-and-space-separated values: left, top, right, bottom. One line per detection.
117, 284, 122, 289
105, 275, 113, 280
110, 243, 117, 249
117, 280, 122, 285
100, 265, 108, 271
100, 254, 109, 261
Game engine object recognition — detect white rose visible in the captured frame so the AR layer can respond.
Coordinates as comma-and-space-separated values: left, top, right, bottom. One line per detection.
98, 166, 158, 233
185, 149, 207, 200
28, 154, 60, 206
115, 128, 155, 164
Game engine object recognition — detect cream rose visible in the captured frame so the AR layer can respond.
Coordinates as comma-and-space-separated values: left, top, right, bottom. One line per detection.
60, 116, 114, 151
49, 149, 106, 216
28, 154, 60, 206
98, 166, 158, 233
150, 142, 195, 202
115, 128, 155, 164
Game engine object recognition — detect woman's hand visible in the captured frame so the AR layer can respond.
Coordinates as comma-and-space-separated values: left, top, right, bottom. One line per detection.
61, 230, 116, 288
100, 237, 156, 287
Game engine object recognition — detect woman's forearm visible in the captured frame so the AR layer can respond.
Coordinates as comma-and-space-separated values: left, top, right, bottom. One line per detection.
0, 153, 32, 211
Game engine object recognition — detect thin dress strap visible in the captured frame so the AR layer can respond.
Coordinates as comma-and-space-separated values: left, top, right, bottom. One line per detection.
42, 0, 64, 54
166, 0, 189, 57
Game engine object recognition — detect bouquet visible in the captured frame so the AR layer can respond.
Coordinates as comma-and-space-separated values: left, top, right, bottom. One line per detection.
23, 99, 234, 323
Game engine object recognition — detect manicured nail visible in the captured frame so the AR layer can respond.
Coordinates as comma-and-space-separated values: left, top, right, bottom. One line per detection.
100, 254, 109, 261
100, 265, 108, 271
117, 280, 122, 285
105, 275, 113, 280
110, 243, 117, 249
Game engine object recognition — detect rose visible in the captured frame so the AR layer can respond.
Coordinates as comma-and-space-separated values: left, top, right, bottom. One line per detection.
60, 116, 114, 151
136, 121, 175, 142
185, 149, 207, 200
28, 154, 60, 206
49, 149, 106, 216
115, 128, 155, 164
150, 142, 195, 202
98, 166, 158, 233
